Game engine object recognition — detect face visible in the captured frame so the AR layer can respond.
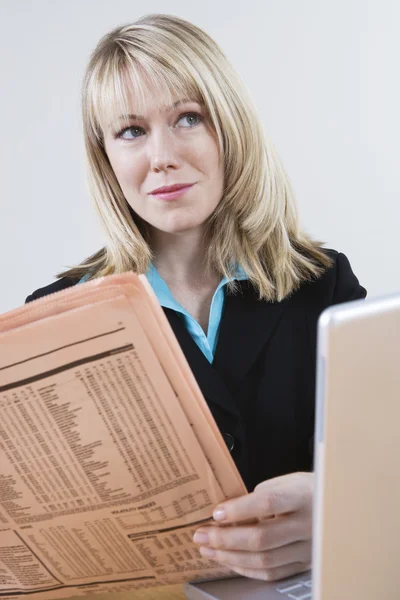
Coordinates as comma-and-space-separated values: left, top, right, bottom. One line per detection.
103, 87, 224, 239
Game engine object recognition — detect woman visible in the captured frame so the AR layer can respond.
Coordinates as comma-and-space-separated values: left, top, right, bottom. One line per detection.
26, 14, 366, 581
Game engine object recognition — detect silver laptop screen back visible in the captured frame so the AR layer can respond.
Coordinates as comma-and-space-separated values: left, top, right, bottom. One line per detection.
313, 293, 400, 600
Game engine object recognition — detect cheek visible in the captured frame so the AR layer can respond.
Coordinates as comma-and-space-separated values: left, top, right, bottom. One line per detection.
107, 148, 145, 191
112, 156, 136, 183
188, 138, 222, 182
204, 148, 224, 196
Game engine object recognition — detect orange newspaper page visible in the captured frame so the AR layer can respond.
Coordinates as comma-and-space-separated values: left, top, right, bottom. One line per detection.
0, 274, 245, 599
0, 274, 246, 499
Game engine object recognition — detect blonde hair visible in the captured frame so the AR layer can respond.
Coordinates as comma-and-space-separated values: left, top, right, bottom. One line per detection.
59, 13, 332, 301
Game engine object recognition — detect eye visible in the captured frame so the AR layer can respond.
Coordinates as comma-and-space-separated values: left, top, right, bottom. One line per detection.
114, 111, 202, 140
176, 112, 202, 128
115, 125, 145, 140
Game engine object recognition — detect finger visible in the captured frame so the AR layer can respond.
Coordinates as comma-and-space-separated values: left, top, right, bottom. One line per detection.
224, 561, 312, 582
213, 473, 312, 524
199, 540, 311, 571
194, 513, 307, 552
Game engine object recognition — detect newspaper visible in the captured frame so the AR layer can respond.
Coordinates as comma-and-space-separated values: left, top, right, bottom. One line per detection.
0, 273, 247, 599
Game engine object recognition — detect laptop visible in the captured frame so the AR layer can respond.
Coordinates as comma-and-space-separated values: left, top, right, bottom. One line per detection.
184, 292, 400, 599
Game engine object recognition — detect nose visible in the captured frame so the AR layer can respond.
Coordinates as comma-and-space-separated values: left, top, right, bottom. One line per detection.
148, 127, 180, 173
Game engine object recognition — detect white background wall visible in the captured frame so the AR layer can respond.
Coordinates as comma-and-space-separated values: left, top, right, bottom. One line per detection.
1, 0, 399, 312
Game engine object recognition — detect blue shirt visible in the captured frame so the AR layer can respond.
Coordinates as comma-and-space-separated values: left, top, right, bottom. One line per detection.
146, 263, 248, 363
79, 264, 248, 363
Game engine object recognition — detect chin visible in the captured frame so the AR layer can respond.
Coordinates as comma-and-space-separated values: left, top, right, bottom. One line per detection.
154, 217, 205, 235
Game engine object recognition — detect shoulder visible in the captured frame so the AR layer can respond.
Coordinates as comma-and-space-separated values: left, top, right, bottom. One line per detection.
25, 277, 78, 304
301, 247, 367, 306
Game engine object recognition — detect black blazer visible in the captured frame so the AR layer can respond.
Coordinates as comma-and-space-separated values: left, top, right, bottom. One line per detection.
26, 249, 367, 492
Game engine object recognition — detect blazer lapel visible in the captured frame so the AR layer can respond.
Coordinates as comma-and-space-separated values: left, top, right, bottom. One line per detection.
163, 308, 241, 419
213, 281, 289, 392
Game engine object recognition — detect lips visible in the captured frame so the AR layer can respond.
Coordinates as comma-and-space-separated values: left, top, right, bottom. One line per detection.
150, 183, 194, 195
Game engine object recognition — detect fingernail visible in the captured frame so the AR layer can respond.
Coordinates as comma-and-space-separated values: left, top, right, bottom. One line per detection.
193, 531, 209, 545
213, 508, 227, 521
199, 546, 216, 558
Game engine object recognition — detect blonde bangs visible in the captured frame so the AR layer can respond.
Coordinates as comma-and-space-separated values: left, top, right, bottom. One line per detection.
84, 39, 205, 147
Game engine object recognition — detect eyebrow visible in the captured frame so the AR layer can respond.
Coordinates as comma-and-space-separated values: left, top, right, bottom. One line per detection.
109, 98, 197, 128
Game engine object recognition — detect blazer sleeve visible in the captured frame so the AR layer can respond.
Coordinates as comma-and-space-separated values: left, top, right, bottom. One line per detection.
25, 277, 78, 304
25, 292, 39, 304
332, 252, 367, 304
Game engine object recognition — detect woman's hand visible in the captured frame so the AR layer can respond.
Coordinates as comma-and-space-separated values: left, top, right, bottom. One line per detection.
193, 472, 313, 581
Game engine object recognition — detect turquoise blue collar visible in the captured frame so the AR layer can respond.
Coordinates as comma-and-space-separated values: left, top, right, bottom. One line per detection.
145, 263, 248, 313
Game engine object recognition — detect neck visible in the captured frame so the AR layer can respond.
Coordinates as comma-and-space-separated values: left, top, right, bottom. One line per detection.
150, 227, 218, 287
